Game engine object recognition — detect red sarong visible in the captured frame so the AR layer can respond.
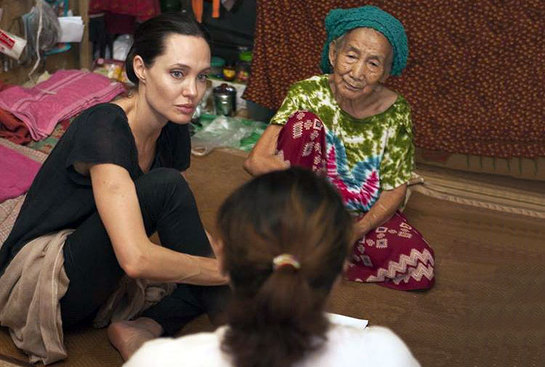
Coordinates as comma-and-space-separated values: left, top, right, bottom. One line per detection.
277, 111, 435, 290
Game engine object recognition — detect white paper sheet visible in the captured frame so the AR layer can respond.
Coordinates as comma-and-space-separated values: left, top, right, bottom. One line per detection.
326, 312, 369, 329
59, 16, 84, 43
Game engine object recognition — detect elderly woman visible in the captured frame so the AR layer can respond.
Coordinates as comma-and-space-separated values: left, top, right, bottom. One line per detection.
245, 6, 435, 290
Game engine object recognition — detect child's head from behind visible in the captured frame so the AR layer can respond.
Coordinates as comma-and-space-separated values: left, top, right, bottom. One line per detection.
217, 167, 352, 367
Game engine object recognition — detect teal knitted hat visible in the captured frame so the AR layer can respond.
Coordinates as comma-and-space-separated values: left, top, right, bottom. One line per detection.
320, 6, 408, 76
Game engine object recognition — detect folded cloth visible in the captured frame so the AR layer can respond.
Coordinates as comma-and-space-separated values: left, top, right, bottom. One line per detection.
0, 226, 173, 364
25, 118, 72, 155
0, 108, 32, 145
0, 77, 32, 144
0, 70, 125, 141
0, 230, 73, 365
0, 144, 42, 202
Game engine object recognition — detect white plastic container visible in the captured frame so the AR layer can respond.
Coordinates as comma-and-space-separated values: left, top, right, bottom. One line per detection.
0, 29, 27, 60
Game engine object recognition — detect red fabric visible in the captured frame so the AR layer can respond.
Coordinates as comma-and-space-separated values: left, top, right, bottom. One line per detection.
277, 111, 435, 290
277, 111, 327, 175
246, 0, 545, 159
346, 212, 435, 291
89, 0, 160, 22
0, 108, 31, 145
104, 12, 136, 35
0, 81, 32, 144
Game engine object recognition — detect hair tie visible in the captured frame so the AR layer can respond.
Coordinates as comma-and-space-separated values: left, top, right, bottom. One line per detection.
272, 254, 301, 271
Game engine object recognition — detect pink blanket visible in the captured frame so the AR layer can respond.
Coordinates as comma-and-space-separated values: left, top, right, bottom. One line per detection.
0, 145, 42, 202
0, 70, 125, 141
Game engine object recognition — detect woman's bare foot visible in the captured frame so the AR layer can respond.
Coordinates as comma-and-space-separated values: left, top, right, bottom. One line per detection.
107, 317, 163, 361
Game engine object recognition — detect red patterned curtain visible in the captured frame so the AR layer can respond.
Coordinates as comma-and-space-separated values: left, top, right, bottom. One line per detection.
244, 1, 545, 159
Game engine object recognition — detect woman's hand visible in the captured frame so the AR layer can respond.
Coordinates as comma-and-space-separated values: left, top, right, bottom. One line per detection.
175, 255, 228, 285
245, 151, 290, 176
352, 184, 407, 242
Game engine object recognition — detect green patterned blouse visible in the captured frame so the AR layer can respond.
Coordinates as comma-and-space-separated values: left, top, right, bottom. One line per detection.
270, 75, 414, 213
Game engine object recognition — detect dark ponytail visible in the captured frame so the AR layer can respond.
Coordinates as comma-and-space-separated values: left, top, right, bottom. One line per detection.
217, 168, 353, 367
125, 12, 209, 85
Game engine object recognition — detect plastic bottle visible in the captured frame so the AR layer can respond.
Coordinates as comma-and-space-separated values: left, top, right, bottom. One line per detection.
235, 50, 252, 83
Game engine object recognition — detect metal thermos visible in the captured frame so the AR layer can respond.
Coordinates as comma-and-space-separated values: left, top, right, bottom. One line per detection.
213, 83, 237, 117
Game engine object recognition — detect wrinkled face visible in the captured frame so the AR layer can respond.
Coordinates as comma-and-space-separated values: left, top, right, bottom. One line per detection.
329, 27, 392, 102
137, 33, 210, 124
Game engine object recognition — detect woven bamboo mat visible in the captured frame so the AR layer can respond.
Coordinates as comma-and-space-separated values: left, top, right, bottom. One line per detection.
0, 354, 32, 367
412, 165, 545, 219
1, 150, 544, 366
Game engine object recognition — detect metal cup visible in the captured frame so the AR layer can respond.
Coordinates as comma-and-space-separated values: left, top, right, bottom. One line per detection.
213, 83, 237, 117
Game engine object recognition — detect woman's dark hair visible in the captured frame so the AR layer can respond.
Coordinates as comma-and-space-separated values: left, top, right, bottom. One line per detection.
125, 12, 209, 85
217, 167, 353, 367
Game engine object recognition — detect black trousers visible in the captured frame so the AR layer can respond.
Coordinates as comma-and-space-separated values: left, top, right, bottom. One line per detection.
60, 168, 230, 335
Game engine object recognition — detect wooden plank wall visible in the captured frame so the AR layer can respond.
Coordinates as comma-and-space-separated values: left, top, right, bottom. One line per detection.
0, 0, 91, 85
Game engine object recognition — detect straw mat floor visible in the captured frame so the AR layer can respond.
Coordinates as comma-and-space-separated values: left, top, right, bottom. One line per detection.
1, 150, 543, 366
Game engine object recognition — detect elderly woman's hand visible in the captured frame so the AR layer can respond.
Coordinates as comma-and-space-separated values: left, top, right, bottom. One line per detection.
244, 151, 290, 176
244, 124, 290, 176
351, 184, 408, 243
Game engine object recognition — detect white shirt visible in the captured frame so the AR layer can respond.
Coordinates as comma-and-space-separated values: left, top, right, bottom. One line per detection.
125, 322, 420, 367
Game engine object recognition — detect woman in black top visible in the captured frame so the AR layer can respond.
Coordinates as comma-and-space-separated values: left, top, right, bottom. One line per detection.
1, 13, 228, 360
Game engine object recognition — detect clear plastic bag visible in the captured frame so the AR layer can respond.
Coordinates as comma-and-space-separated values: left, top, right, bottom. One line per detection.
28, 0, 62, 52
113, 34, 133, 61
190, 116, 265, 156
